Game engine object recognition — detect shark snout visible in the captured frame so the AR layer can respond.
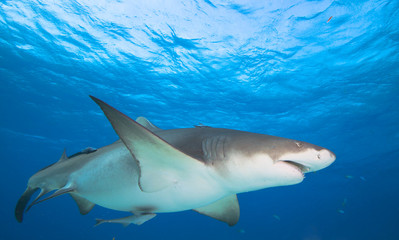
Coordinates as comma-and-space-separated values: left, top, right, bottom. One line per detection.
279, 147, 336, 174
320, 148, 336, 164
303, 148, 336, 172
328, 149, 336, 161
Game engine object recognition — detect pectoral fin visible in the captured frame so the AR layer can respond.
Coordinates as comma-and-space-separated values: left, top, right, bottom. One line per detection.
91, 96, 205, 193
194, 194, 240, 226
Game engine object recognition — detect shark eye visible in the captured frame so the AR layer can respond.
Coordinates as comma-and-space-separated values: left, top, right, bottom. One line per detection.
317, 154, 321, 159
295, 142, 303, 148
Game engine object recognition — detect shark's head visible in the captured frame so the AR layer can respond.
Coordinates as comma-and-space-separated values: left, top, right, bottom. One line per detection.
223, 133, 336, 193
275, 140, 336, 174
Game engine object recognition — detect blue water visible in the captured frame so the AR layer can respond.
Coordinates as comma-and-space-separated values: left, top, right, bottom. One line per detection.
1, 0, 399, 239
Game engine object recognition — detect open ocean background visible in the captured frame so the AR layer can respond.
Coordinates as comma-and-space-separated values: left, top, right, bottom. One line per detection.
1, 0, 399, 239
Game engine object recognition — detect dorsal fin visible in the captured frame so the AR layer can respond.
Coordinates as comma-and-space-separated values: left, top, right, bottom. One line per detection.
136, 116, 162, 132
91, 96, 205, 193
58, 149, 68, 162
194, 194, 240, 226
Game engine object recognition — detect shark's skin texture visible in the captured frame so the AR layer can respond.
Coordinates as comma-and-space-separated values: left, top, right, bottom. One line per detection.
15, 96, 336, 226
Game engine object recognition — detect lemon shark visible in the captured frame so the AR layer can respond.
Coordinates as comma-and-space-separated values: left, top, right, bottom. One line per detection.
15, 96, 336, 226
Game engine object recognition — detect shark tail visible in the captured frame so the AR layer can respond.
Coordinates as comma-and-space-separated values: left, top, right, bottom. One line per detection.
15, 149, 97, 223
15, 183, 94, 222
15, 185, 73, 223
15, 187, 39, 223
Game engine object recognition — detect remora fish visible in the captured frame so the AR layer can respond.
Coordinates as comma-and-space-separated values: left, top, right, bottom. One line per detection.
15, 96, 336, 226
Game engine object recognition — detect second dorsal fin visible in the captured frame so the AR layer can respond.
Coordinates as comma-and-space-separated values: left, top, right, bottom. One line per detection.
58, 149, 68, 162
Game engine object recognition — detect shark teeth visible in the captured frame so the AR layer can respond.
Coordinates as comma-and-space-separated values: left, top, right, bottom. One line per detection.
282, 161, 310, 174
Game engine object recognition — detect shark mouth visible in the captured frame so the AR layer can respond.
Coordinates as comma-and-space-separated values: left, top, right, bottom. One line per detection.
282, 161, 310, 174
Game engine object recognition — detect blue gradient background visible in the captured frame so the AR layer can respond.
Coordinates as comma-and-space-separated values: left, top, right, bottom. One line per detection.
1, 0, 398, 239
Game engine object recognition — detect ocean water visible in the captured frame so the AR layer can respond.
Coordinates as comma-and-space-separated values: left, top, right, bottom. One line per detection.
1, 0, 398, 239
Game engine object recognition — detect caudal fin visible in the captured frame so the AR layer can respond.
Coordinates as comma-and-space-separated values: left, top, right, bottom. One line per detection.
15, 184, 76, 223
15, 187, 39, 222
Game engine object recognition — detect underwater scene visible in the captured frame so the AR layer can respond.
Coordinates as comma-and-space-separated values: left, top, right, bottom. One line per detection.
1, 0, 398, 240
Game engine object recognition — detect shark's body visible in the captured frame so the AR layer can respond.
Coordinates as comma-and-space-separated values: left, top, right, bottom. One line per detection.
16, 96, 336, 226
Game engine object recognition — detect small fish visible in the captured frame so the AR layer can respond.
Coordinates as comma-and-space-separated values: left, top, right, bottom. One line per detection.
360, 176, 366, 181
338, 209, 344, 214
112, 238, 115, 240
345, 175, 353, 179
327, 16, 333, 23
273, 214, 280, 221
237, 229, 245, 234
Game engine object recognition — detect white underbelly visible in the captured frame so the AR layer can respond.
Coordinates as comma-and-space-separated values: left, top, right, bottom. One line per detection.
71, 143, 227, 213
86, 179, 226, 213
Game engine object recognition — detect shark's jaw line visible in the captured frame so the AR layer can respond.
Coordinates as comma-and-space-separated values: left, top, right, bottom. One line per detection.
281, 161, 309, 174
281, 160, 309, 176
15, 96, 336, 227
